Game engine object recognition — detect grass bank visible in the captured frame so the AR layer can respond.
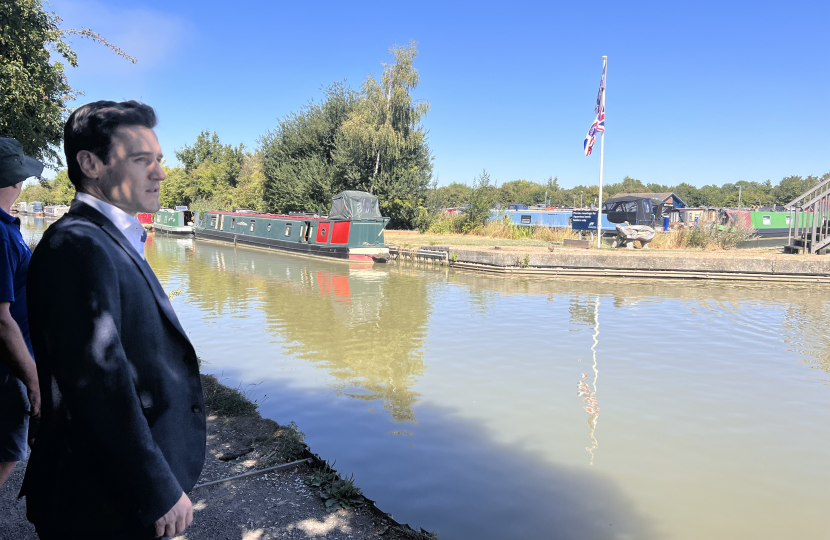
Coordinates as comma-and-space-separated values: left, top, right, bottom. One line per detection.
390, 220, 758, 252
197, 374, 437, 539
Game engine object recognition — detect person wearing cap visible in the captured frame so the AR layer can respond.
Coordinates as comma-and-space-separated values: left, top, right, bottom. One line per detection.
20, 101, 205, 540
0, 137, 43, 491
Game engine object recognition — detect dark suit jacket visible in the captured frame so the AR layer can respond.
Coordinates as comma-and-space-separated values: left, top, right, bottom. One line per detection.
21, 201, 206, 538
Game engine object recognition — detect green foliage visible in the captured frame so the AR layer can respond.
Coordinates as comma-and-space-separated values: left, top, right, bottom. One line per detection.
305, 461, 339, 488
160, 133, 262, 211
18, 169, 75, 205
0, 0, 134, 167
257, 421, 307, 468
200, 374, 260, 417
261, 82, 358, 214
463, 170, 498, 232
322, 474, 365, 512
306, 463, 366, 511
1, 0, 75, 166
261, 42, 433, 228
431, 182, 473, 208
515, 254, 530, 268
305, 461, 365, 512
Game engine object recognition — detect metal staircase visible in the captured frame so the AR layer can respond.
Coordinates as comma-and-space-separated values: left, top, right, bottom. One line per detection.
784, 176, 830, 254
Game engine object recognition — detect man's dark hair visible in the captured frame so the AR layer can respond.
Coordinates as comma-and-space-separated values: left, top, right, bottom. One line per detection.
64, 101, 157, 187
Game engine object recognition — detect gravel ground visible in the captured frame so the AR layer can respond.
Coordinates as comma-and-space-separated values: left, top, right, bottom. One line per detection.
1, 378, 430, 540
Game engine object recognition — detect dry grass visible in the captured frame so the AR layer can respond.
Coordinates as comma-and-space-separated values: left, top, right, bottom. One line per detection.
407, 213, 580, 247
648, 224, 758, 251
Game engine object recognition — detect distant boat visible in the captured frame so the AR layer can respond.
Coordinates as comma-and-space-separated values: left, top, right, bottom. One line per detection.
30, 201, 44, 217
153, 207, 194, 234
44, 205, 70, 219
193, 191, 391, 263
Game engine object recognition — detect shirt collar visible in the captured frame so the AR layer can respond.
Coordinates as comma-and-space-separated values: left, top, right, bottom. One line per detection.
0, 207, 16, 225
74, 192, 146, 259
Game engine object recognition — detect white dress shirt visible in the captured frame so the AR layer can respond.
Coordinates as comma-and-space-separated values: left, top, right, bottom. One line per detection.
74, 192, 147, 260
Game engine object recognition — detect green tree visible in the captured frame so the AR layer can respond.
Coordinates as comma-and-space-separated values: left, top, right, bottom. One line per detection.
18, 169, 75, 205
0, 0, 134, 166
261, 82, 358, 214
499, 180, 547, 206
336, 41, 433, 227
463, 170, 498, 231
431, 182, 473, 208
262, 43, 433, 229
339, 41, 431, 194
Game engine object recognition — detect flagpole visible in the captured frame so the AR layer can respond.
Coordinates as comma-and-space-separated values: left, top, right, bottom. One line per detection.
597, 56, 606, 248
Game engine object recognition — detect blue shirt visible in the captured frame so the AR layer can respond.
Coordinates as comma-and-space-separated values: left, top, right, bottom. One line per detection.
0, 207, 33, 376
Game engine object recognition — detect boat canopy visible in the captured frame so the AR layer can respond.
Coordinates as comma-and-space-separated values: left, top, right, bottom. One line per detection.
603, 195, 655, 226
329, 191, 382, 221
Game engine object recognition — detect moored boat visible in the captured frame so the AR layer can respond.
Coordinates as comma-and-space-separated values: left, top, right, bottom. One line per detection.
154, 206, 194, 234
30, 201, 44, 217
44, 205, 70, 219
137, 212, 154, 229
194, 191, 391, 262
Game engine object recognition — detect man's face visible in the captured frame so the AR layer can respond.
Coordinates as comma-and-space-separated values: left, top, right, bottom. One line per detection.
95, 125, 166, 215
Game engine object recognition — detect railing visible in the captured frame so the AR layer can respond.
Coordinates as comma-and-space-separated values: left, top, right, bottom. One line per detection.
787, 179, 830, 254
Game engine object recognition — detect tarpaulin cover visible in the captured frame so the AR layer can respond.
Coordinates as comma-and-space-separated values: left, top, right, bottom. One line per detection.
329, 191, 382, 220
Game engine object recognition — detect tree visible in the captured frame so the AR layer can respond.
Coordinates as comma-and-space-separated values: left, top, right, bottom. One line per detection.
499, 180, 547, 206
262, 43, 433, 229
0, 0, 134, 166
339, 41, 431, 194
261, 82, 358, 214
463, 170, 498, 231
18, 169, 75, 205
336, 41, 433, 227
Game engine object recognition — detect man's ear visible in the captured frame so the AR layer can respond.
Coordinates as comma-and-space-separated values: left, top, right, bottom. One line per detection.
76, 150, 103, 180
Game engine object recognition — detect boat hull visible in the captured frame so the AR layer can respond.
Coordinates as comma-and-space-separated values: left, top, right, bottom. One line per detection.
194, 227, 389, 262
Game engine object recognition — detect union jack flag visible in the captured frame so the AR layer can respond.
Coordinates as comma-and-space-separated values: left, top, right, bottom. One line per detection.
583, 107, 605, 156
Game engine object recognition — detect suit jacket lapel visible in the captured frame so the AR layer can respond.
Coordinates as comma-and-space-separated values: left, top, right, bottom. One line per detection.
68, 201, 190, 342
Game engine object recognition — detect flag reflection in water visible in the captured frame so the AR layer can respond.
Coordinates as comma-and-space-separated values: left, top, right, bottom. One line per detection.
577, 295, 601, 464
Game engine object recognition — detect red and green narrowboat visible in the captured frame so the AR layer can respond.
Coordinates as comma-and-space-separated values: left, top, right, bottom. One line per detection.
193, 191, 391, 262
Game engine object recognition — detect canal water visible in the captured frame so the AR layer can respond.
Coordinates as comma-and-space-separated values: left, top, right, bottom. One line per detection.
24, 217, 830, 539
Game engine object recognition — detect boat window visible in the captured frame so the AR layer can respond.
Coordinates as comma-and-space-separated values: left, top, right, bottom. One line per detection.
284, 223, 292, 237
210, 216, 217, 228
250, 220, 256, 232
231, 218, 235, 229
521, 215, 531, 224
786, 215, 791, 225
267, 223, 272, 232
763, 215, 771, 225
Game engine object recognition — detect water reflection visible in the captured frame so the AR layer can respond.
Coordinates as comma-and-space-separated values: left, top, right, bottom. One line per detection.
147, 237, 431, 423
18, 215, 47, 244
577, 296, 601, 465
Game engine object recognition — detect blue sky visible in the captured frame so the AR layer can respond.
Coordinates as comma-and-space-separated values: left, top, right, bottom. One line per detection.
48, 0, 828, 188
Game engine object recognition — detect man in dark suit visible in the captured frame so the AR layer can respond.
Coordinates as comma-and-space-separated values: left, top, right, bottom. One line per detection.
21, 101, 206, 539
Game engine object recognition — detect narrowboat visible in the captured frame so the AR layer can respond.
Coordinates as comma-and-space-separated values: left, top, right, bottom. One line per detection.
137, 212, 154, 229
495, 208, 616, 231
44, 205, 70, 219
153, 206, 194, 234
30, 201, 44, 217
193, 191, 391, 262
